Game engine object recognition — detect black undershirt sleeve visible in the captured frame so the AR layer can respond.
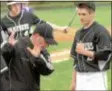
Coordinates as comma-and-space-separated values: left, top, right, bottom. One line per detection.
94, 26, 111, 61
31, 13, 46, 25
94, 51, 111, 61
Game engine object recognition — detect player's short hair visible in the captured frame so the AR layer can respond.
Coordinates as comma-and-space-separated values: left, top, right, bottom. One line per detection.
7, 1, 22, 10
76, 2, 95, 13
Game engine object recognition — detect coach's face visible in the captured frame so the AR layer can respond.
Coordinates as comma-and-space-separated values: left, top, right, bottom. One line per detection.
77, 8, 95, 26
32, 34, 48, 49
37, 36, 49, 48
11, 3, 21, 16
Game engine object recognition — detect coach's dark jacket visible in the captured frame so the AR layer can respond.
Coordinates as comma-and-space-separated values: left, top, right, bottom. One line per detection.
1, 37, 54, 91
0, 27, 8, 75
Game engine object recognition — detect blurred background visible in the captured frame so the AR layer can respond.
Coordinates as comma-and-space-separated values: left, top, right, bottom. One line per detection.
1, 1, 111, 90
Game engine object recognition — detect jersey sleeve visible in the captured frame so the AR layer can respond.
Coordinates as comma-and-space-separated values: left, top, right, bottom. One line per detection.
95, 28, 111, 52
31, 13, 46, 25
0, 26, 3, 44
1, 19, 7, 32
0, 55, 8, 74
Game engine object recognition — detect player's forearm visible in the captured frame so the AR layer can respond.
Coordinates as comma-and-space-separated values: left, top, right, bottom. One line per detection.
82, 50, 111, 60
47, 21, 67, 31
82, 50, 95, 59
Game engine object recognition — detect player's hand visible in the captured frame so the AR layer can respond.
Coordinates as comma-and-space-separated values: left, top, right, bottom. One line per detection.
61, 26, 69, 33
27, 44, 42, 57
8, 32, 17, 46
76, 42, 85, 55
56, 26, 69, 33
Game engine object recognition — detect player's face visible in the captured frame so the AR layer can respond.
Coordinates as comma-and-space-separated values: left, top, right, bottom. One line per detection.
10, 3, 21, 16
77, 8, 95, 26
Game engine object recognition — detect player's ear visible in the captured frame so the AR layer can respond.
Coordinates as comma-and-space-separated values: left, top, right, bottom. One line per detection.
90, 12, 95, 19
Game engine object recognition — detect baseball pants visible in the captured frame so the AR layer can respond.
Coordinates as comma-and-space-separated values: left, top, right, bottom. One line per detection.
75, 71, 107, 90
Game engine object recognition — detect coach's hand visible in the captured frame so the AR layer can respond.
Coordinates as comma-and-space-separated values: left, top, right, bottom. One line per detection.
8, 32, 17, 46
76, 42, 85, 55
27, 44, 42, 57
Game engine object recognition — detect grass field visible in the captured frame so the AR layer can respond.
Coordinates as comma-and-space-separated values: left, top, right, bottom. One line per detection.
41, 60, 111, 90
35, 4, 111, 27
35, 5, 111, 52
41, 60, 73, 90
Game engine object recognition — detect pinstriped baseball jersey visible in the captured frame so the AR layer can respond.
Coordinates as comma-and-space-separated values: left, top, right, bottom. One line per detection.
71, 21, 111, 72
1, 11, 46, 39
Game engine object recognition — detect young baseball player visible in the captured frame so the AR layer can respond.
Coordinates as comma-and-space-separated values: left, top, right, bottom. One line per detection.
1, 1, 68, 40
1, 23, 56, 91
70, 2, 111, 90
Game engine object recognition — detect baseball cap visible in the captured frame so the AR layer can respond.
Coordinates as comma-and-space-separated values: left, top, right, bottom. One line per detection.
33, 23, 58, 45
76, 2, 95, 11
7, 1, 20, 6
7, 0, 23, 6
